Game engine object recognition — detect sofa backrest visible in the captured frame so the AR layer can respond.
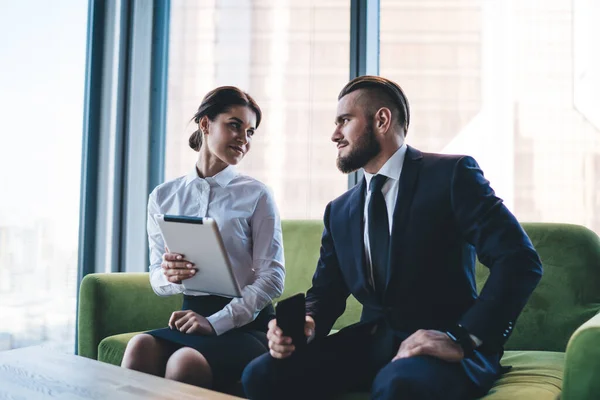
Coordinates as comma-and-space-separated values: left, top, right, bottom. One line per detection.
280, 221, 600, 352
280, 221, 363, 330
480, 223, 600, 352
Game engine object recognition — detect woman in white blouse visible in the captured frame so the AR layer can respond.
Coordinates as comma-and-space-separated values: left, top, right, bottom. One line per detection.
121, 86, 285, 392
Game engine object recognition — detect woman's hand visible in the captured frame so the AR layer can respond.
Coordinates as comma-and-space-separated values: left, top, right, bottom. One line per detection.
169, 310, 215, 335
161, 249, 196, 284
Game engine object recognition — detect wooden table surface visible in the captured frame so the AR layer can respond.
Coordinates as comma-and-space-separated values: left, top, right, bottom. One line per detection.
0, 346, 245, 399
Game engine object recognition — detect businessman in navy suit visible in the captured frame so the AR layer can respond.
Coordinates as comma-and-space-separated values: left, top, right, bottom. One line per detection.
242, 76, 543, 400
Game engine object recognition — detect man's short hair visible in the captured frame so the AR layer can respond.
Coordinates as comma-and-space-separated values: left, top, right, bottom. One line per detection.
338, 76, 410, 133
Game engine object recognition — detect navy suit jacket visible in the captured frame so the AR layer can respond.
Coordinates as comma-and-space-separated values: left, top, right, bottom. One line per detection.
305, 146, 543, 354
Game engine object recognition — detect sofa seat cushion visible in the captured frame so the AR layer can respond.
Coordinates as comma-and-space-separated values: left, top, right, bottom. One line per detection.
99, 334, 563, 400
98, 332, 140, 365
334, 351, 564, 400
98, 329, 348, 366
482, 351, 563, 399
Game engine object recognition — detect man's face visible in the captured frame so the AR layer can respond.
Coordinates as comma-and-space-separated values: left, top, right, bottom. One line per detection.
332, 90, 381, 173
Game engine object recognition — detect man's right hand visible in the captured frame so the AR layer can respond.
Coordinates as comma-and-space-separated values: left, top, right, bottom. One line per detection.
162, 250, 196, 284
267, 316, 315, 359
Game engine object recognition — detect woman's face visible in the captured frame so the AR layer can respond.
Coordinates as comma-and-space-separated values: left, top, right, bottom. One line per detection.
202, 105, 257, 166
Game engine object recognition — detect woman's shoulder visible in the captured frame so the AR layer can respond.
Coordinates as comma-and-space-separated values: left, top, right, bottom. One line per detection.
232, 174, 271, 195
150, 175, 188, 198
229, 174, 281, 217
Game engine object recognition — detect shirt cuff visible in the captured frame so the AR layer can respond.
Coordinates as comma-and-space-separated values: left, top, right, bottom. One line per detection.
150, 267, 184, 296
206, 309, 235, 336
469, 333, 483, 348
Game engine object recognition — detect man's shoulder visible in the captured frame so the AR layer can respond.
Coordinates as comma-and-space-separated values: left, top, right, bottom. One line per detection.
325, 151, 469, 203
330, 179, 363, 208
419, 150, 469, 165
416, 149, 482, 176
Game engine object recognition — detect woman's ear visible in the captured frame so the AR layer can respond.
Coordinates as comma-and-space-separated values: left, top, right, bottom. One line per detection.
199, 116, 210, 135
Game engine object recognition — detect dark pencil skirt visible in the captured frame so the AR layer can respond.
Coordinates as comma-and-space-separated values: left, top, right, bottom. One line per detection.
147, 294, 274, 389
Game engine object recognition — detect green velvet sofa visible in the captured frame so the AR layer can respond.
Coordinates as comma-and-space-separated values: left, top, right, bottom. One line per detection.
78, 221, 600, 399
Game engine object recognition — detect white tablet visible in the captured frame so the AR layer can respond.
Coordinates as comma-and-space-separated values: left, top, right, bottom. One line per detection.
155, 215, 243, 298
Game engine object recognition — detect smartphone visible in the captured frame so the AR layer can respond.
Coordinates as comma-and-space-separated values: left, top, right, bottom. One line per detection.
275, 293, 306, 349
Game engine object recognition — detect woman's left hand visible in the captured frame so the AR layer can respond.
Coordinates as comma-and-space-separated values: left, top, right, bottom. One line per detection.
169, 310, 216, 335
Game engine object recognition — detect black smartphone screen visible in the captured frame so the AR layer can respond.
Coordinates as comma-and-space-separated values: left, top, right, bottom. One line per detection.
275, 293, 306, 349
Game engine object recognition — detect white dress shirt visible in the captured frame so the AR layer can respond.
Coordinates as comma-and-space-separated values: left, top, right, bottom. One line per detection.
147, 165, 285, 336
362, 145, 482, 347
363, 144, 407, 288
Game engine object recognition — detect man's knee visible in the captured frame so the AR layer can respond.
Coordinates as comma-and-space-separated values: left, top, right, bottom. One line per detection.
372, 360, 435, 400
243, 353, 311, 399
242, 353, 276, 399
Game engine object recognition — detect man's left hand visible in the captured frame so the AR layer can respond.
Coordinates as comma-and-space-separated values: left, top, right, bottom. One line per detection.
392, 329, 464, 362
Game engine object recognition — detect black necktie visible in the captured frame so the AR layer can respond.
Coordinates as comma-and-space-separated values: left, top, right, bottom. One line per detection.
368, 174, 390, 295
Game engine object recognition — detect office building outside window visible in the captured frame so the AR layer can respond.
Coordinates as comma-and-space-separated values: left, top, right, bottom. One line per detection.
380, 0, 600, 233
0, 0, 87, 351
165, 0, 351, 220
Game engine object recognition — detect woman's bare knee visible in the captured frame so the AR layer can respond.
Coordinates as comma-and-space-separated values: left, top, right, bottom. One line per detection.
121, 334, 168, 376
165, 347, 213, 387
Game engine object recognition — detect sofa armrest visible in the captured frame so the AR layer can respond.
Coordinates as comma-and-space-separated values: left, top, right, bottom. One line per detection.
562, 311, 600, 400
77, 272, 182, 360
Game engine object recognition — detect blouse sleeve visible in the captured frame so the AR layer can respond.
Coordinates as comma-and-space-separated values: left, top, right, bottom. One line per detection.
206, 188, 285, 335
147, 188, 185, 296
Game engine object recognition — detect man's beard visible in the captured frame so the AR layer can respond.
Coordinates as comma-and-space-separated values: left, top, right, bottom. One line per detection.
336, 125, 381, 173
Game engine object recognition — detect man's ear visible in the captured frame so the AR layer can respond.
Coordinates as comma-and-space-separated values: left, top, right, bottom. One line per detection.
374, 107, 393, 135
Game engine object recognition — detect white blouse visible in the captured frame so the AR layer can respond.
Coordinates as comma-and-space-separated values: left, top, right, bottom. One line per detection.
147, 165, 285, 335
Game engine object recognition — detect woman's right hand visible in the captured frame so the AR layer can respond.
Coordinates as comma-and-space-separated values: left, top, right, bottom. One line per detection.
161, 250, 197, 284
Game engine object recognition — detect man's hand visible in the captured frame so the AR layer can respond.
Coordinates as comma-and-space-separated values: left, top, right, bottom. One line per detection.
169, 310, 215, 335
392, 329, 464, 362
267, 315, 315, 359
162, 249, 196, 284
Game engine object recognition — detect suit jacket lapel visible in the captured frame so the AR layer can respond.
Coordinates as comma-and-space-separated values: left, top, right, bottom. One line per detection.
347, 178, 373, 296
384, 146, 423, 297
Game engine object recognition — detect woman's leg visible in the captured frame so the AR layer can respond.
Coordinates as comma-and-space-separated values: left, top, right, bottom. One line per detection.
165, 347, 213, 388
161, 330, 270, 391
121, 333, 175, 376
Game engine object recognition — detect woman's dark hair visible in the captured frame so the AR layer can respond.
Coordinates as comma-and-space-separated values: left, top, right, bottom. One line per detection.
189, 86, 262, 151
338, 75, 410, 134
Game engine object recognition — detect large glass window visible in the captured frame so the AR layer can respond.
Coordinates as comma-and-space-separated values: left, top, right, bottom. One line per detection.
381, 0, 600, 233
0, 0, 87, 352
165, 0, 351, 219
